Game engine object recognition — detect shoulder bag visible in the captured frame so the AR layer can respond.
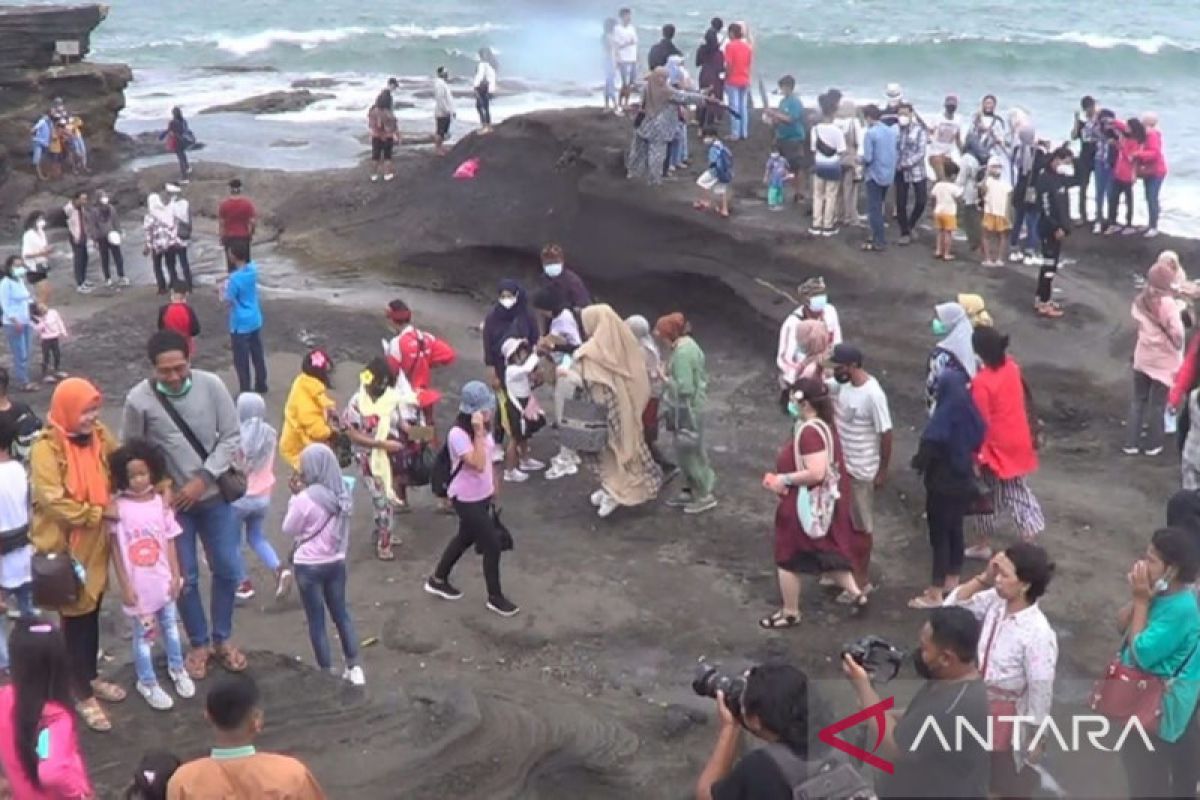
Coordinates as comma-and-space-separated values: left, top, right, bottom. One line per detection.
1090, 632, 1200, 737
153, 390, 247, 502
31, 550, 80, 608
792, 419, 840, 539
560, 378, 608, 454
763, 743, 876, 800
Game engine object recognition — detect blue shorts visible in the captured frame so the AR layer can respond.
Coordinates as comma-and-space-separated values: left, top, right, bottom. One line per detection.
618, 62, 637, 87
31, 143, 45, 165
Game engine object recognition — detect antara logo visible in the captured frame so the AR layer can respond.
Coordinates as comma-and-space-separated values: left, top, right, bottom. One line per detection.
818, 697, 896, 774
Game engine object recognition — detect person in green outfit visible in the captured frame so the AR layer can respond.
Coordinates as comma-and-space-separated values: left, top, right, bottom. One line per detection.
1116, 526, 1200, 799
654, 313, 716, 514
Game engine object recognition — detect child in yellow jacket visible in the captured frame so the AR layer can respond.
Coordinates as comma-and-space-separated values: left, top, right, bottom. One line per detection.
279, 349, 336, 470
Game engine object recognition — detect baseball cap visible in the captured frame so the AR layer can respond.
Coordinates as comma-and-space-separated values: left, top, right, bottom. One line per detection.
830, 343, 863, 366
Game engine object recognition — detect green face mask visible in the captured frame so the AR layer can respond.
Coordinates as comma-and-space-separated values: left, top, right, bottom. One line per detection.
787, 400, 802, 419
156, 377, 193, 398
931, 319, 948, 337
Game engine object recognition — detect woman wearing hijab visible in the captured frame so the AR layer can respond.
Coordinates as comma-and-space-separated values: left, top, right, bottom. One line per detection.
909, 370, 987, 608
925, 301, 978, 413
655, 313, 717, 515
624, 314, 675, 479
232, 392, 289, 601
1126, 259, 1184, 456
280, 349, 337, 471
694, 28, 724, 131
626, 67, 708, 185
574, 304, 663, 518
1008, 125, 1046, 264
29, 377, 124, 731
143, 192, 182, 295
282, 443, 363, 685
483, 279, 540, 466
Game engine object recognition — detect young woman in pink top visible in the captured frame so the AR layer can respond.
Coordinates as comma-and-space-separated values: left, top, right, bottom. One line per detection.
0, 619, 94, 800
232, 392, 290, 601
1126, 259, 1184, 456
1104, 118, 1143, 234
1136, 111, 1168, 237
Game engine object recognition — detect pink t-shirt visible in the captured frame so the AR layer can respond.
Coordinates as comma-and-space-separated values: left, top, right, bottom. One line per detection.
245, 462, 276, 497
110, 494, 181, 617
0, 687, 93, 800
447, 426, 495, 502
281, 492, 346, 565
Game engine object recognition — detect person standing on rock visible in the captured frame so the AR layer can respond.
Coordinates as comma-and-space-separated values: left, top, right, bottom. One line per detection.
30, 110, 54, 181
218, 178, 256, 272
162, 107, 195, 183
763, 75, 806, 201
647, 23, 681, 70
433, 66, 455, 156
166, 183, 194, 289
0, 257, 37, 394
368, 90, 400, 183
385, 298, 456, 435
613, 8, 638, 110
602, 18, 619, 113
85, 189, 128, 289
1034, 146, 1074, 319
62, 190, 93, 294
830, 344, 893, 552
223, 241, 269, 395
894, 102, 929, 246
539, 244, 591, 309
694, 28, 724, 131
655, 313, 717, 515
122, 330, 248, 682
20, 211, 53, 304
860, 105, 897, 252
144, 192, 183, 295
723, 24, 753, 141
473, 48, 499, 133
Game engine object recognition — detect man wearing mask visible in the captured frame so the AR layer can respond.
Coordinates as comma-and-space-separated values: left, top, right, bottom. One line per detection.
539, 244, 591, 310
830, 344, 892, 546
928, 94, 963, 181
1034, 147, 1075, 319
842, 606, 990, 799
62, 190, 92, 294
860, 105, 897, 252
648, 24, 681, 70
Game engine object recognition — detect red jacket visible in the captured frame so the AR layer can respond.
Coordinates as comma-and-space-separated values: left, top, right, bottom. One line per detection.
1134, 128, 1168, 179
971, 357, 1038, 480
385, 325, 456, 408
1112, 122, 1139, 184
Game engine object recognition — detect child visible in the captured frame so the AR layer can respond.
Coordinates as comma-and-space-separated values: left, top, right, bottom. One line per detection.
125, 750, 181, 800
156, 280, 200, 355
108, 439, 195, 710
930, 161, 964, 261
31, 301, 68, 384
501, 337, 547, 483
0, 419, 33, 679
980, 156, 1013, 267
763, 144, 791, 212
283, 443, 364, 685
233, 392, 291, 600
694, 127, 733, 218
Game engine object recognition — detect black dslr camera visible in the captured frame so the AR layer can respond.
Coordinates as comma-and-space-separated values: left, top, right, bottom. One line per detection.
842, 636, 905, 683
692, 660, 748, 719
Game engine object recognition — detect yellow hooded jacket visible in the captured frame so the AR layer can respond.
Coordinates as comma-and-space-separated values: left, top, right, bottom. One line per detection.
279, 373, 334, 470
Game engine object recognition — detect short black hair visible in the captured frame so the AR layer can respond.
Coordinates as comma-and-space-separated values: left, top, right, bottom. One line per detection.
147, 330, 190, 363
227, 239, 250, 264
531, 283, 568, 316
862, 103, 882, 121
1004, 542, 1056, 603
206, 674, 261, 732
110, 438, 168, 492
1081, 95, 1096, 110
710, 17, 723, 30
1167, 489, 1200, 538
618, 7, 630, 14
1152, 527, 1200, 583
72, 189, 87, 200
127, 750, 181, 800
942, 161, 960, 180
728, 22, 743, 38
972, 326, 1009, 368
742, 664, 830, 758
661, 24, 675, 39
169, 279, 190, 296
1051, 146, 1074, 163
228, 178, 243, 192
701, 125, 719, 139
778, 75, 796, 92
928, 607, 981, 664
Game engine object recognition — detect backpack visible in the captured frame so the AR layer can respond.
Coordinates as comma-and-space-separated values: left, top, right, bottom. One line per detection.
764, 744, 877, 800
711, 143, 733, 184
407, 443, 436, 487
430, 440, 464, 499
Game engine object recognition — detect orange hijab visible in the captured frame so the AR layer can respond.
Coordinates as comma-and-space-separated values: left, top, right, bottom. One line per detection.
48, 378, 110, 506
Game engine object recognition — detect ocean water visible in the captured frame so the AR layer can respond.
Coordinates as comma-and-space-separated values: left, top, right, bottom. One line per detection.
24, 0, 1200, 234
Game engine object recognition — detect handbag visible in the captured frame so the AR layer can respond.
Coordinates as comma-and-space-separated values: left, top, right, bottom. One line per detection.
406, 443, 436, 487
792, 419, 840, 539
153, 390, 247, 502
31, 551, 79, 608
1089, 635, 1200, 736
665, 398, 701, 449
560, 379, 608, 454
965, 473, 995, 517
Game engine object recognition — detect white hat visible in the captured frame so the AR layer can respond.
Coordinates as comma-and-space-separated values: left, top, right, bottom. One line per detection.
164, 182, 182, 194
501, 338, 525, 360
885, 83, 903, 101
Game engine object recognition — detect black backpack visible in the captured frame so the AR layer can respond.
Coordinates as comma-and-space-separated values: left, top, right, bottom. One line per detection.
764, 744, 876, 800
429, 442, 463, 499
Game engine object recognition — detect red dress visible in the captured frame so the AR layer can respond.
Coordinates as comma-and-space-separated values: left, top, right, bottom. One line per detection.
773, 425, 871, 576
971, 358, 1037, 480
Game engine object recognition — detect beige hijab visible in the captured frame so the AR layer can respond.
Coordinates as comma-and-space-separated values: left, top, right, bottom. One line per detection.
643, 67, 673, 117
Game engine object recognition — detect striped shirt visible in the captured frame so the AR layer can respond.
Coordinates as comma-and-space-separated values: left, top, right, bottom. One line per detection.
832, 376, 892, 481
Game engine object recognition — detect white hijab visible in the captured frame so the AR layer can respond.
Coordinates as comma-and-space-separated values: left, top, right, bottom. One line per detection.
935, 302, 978, 378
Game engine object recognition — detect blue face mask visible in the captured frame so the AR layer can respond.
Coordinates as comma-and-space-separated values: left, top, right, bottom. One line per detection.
786, 400, 802, 419
12, 267, 27, 280
808, 295, 828, 314
156, 377, 192, 398
544, 262, 564, 278
931, 319, 948, 337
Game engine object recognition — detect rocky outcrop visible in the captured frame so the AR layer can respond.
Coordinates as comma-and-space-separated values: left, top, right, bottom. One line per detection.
0, 4, 106, 70
200, 90, 335, 115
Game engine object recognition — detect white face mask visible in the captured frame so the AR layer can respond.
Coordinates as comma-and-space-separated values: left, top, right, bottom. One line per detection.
898, 115, 912, 127
498, 296, 517, 310
36, 219, 46, 230
1056, 164, 1074, 177
543, 262, 563, 278
808, 295, 828, 313
99, 197, 109, 205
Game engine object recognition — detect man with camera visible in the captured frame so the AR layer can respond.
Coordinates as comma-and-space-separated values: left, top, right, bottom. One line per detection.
841, 607, 990, 799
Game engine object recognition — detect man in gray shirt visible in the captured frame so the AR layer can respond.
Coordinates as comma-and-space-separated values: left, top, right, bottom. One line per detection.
122, 330, 248, 677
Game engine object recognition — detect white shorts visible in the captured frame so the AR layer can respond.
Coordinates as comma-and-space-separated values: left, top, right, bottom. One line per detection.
697, 170, 728, 195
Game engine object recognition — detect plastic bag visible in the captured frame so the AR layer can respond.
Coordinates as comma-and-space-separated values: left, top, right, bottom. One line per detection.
453, 158, 479, 180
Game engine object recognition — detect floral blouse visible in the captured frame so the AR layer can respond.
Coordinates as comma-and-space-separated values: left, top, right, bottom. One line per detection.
342, 390, 416, 477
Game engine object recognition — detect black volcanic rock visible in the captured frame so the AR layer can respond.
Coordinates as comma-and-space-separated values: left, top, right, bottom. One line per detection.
200, 90, 335, 115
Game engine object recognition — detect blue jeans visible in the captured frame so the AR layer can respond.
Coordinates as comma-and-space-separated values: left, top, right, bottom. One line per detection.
230, 328, 268, 394
131, 602, 185, 685
1144, 175, 1164, 229
1010, 207, 1041, 252
232, 494, 280, 574
1093, 158, 1112, 225
866, 179, 889, 247
4, 325, 32, 387
725, 85, 749, 140
175, 499, 242, 648
294, 560, 358, 670
604, 64, 617, 106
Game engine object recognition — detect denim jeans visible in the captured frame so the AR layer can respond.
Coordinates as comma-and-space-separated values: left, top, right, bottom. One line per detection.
231, 328, 269, 394
1093, 158, 1112, 225
4, 325, 33, 386
175, 499, 242, 648
294, 560, 358, 670
232, 494, 280, 574
1010, 207, 1041, 252
1144, 175, 1164, 229
865, 179, 888, 247
70, 240, 88, 287
131, 601, 185, 685
725, 85, 749, 140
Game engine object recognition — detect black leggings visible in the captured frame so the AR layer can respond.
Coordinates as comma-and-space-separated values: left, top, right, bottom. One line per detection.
1036, 226, 1062, 304
97, 240, 124, 280
1076, 143, 1095, 219
152, 250, 178, 293
1120, 705, 1200, 799
926, 491, 968, 585
894, 176, 928, 237
41, 338, 60, 374
62, 604, 101, 700
475, 88, 492, 126
435, 498, 503, 598
1107, 179, 1134, 228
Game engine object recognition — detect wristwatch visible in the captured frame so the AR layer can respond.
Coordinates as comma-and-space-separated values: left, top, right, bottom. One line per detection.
781, 474, 796, 488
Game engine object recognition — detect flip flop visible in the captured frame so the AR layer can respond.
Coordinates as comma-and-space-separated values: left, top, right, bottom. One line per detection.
76, 699, 112, 733
907, 595, 943, 610
758, 610, 802, 629
184, 646, 210, 680
213, 643, 248, 673
90, 679, 126, 703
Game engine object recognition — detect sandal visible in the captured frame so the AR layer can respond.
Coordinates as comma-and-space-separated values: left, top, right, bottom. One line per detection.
213, 643, 248, 673
692, 201, 710, 211
758, 610, 802, 629
90, 678, 126, 703
76, 699, 112, 732
376, 543, 396, 561
185, 646, 210, 680
860, 242, 882, 252
907, 594, 943, 610
836, 591, 870, 608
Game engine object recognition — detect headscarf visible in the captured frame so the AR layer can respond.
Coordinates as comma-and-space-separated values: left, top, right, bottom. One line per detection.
575, 304, 650, 466
957, 294, 994, 328
483, 279, 539, 370
921, 369, 986, 476
643, 67, 673, 118
1015, 125, 1037, 175
653, 312, 688, 343
299, 443, 352, 551
237, 393, 276, 473
1142, 111, 1159, 129
625, 314, 660, 372
47, 378, 110, 506
146, 193, 173, 226
1136, 259, 1178, 324
934, 302, 978, 378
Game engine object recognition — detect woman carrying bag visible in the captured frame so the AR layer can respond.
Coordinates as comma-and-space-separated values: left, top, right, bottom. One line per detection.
655, 313, 716, 515
29, 378, 125, 732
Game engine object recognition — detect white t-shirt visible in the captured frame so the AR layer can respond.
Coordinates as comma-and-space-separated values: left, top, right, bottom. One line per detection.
473, 61, 497, 91
982, 176, 1012, 217
833, 377, 892, 481
504, 354, 540, 401
0, 460, 31, 590
21, 228, 48, 268
928, 113, 963, 157
930, 181, 963, 216
613, 23, 638, 64
811, 122, 847, 169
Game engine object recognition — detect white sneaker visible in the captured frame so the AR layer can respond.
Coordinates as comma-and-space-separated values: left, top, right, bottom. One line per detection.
808, 227, 822, 236
503, 468, 529, 483
1144, 228, 1159, 238
118, 276, 131, 287
545, 461, 577, 480
342, 665, 366, 686
168, 667, 196, 699
590, 489, 608, 508
556, 447, 581, 466
138, 681, 175, 711
597, 493, 620, 518
1008, 251, 1023, 263
370, 174, 380, 183
519, 457, 546, 472
105, 278, 116, 289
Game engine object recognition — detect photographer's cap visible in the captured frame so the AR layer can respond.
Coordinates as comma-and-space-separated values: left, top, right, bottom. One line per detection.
830, 343, 863, 366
